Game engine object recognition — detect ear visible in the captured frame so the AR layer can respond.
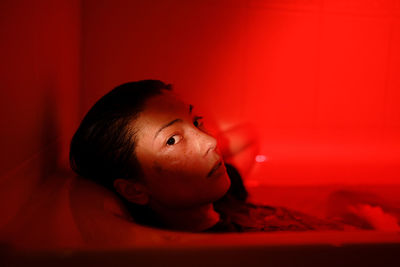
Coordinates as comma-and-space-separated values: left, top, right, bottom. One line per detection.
113, 179, 149, 205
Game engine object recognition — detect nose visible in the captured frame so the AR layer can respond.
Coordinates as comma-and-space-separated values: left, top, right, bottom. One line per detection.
195, 129, 217, 157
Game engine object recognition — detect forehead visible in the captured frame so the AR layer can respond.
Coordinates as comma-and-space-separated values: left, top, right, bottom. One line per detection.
133, 92, 189, 136
141, 92, 188, 119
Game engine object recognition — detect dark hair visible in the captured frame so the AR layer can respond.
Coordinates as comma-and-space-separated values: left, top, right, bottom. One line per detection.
70, 80, 248, 228
69, 80, 172, 189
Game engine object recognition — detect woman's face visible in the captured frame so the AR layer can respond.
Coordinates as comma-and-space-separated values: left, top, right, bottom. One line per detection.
130, 92, 231, 208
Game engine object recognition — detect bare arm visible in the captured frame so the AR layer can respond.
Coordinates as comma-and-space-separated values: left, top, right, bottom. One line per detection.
216, 122, 260, 178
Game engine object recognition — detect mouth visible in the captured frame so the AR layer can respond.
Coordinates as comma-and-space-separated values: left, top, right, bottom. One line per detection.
207, 160, 223, 178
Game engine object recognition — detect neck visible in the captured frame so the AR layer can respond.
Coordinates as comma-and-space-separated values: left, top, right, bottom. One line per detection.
150, 202, 220, 232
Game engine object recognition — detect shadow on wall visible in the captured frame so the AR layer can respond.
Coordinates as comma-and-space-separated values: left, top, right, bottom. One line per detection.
0, 0, 82, 240
40, 80, 61, 178
0, 80, 69, 239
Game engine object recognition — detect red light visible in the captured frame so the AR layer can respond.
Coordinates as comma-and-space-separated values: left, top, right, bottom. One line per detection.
255, 155, 268, 163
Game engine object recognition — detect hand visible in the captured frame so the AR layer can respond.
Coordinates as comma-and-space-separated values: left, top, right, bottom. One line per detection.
216, 122, 260, 177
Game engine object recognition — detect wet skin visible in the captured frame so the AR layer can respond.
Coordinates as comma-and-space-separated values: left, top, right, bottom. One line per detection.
130, 92, 231, 210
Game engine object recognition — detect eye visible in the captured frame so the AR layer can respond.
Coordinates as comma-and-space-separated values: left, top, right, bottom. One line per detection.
166, 135, 183, 146
193, 116, 204, 128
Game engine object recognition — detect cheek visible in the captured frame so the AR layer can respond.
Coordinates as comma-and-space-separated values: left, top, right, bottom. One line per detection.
153, 148, 206, 176
144, 158, 207, 204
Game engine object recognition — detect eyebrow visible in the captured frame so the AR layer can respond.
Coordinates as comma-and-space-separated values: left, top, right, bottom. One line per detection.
153, 104, 194, 140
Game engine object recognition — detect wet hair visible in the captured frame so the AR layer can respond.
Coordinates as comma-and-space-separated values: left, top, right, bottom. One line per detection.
69, 79, 248, 227
69, 80, 172, 189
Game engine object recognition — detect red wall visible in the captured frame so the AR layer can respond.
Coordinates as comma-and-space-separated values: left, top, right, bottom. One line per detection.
1, 0, 399, 248
0, 0, 81, 229
81, 0, 400, 185
1, 0, 399, 198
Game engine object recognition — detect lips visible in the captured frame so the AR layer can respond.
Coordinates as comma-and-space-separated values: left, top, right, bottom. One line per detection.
207, 160, 223, 177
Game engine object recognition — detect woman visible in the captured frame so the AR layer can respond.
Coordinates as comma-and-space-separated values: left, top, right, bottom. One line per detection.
70, 80, 398, 232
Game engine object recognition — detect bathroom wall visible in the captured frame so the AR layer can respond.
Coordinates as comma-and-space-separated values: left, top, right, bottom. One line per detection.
0, 0, 81, 229
0, 0, 399, 248
1, 1, 399, 230
80, 0, 400, 185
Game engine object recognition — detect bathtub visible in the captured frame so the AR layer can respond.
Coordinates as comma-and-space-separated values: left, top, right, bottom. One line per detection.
1, 170, 399, 266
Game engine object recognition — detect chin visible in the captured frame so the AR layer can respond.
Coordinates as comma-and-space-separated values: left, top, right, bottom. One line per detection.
211, 172, 231, 201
